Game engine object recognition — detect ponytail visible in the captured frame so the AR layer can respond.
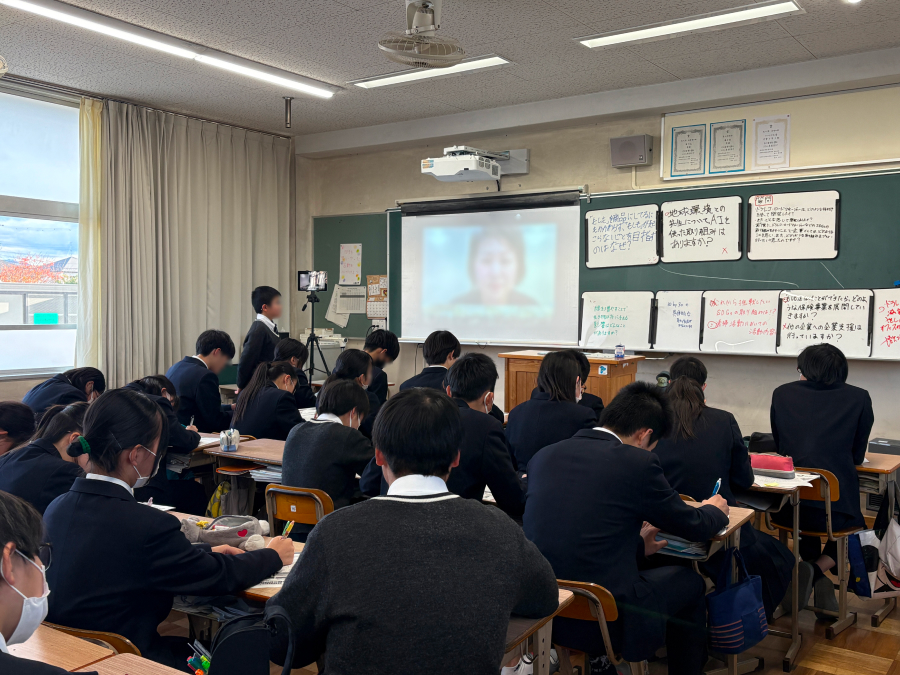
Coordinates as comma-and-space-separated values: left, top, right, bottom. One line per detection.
665, 376, 707, 439
233, 361, 297, 424
33, 402, 88, 444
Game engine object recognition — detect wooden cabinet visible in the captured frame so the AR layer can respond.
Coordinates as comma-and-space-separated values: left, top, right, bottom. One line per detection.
500, 350, 645, 412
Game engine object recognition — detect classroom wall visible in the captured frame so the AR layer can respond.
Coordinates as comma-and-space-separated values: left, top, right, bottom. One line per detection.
0, 378, 42, 401
294, 85, 900, 439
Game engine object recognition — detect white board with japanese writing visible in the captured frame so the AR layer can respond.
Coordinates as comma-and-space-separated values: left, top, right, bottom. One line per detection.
580, 292, 654, 350
661, 196, 742, 263
747, 191, 839, 260
873, 289, 900, 359
700, 290, 780, 355
777, 289, 872, 358
654, 291, 703, 352
585, 204, 659, 268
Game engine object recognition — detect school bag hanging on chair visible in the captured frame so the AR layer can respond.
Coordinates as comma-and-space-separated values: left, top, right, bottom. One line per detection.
207, 605, 296, 675
849, 482, 900, 599
706, 548, 768, 654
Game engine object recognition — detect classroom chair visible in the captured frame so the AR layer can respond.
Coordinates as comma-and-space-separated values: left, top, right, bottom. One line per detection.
264, 485, 334, 534
554, 580, 647, 675
43, 622, 141, 655
766, 468, 862, 638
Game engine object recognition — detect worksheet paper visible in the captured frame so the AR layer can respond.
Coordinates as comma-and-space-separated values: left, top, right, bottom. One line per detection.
250, 552, 302, 589
335, 285, 367, 314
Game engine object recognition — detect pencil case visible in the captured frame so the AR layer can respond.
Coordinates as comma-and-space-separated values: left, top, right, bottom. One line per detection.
220, 428, 240, 453
750, 453, 795, 479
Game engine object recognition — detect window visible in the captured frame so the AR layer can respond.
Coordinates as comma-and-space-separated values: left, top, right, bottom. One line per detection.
0, 89, 80, 378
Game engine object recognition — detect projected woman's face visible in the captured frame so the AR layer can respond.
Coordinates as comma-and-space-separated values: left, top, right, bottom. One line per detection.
472, 236, 519, 304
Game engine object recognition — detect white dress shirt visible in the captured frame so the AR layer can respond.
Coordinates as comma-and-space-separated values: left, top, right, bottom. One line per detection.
313, 412, 343, 425
86, 473, 134, 496
387, 474, 449, 496
190, 355, 209, 368
594, 427, 623, 444
256, 313, 278, 335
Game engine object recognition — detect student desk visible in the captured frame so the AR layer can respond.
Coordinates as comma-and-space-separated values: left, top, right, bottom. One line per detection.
204, 438, 285, 466
76, 653, 183, 674
504, 589, 574, 675
858, 453, 900, 627
9, 624, 113, 671
499, 350, 644, 412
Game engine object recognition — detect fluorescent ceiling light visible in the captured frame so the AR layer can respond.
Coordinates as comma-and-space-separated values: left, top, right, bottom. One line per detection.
578, 0, 804, 49
0, 0, 336, 98
351, 55, 509, 89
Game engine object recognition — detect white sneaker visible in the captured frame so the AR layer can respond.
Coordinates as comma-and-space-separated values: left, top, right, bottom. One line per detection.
500, 655, 534, 675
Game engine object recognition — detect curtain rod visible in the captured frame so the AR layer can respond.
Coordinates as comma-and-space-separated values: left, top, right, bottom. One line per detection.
2, 74, 292, 140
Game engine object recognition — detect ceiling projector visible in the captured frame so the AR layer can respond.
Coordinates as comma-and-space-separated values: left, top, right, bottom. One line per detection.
421, 146, 530, 182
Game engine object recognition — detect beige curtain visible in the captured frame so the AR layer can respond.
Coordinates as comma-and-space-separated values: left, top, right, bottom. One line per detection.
75, 97, 103, 368
101, 100, 292, 387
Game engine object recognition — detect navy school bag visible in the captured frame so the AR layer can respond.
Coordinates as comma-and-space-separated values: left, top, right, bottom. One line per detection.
207, 605, 296, 675
706, 547, 769, 654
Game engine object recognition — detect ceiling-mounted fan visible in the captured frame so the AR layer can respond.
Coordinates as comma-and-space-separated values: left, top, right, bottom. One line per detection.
378, 0, 465, 68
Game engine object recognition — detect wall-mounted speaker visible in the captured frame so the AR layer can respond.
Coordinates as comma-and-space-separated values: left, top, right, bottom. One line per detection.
610, 134, 653, 168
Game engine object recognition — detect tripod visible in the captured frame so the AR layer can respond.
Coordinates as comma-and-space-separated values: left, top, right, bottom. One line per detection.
302, 291, 330, 383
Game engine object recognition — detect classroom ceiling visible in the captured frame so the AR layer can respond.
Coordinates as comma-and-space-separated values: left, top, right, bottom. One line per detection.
1, 0, 899, 136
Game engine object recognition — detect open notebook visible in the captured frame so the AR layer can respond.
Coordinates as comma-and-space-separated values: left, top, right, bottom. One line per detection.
249, 551, 302, 589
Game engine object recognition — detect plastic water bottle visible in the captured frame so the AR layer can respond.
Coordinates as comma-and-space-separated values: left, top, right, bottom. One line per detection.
614, 344, 625, 359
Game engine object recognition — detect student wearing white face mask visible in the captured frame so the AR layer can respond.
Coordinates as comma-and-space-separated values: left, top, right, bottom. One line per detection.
0, 490, 92, 674
281, 380, 373, 542
42, 389, 294, 668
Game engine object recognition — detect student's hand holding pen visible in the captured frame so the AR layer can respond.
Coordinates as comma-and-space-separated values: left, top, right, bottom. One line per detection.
267, 536, 295, 565
701, 494, 729, 516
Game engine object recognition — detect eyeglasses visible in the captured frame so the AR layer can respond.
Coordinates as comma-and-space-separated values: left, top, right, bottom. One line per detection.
38, 543, 52, 572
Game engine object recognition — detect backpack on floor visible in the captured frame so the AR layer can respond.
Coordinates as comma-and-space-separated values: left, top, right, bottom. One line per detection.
207, 606, 296, 675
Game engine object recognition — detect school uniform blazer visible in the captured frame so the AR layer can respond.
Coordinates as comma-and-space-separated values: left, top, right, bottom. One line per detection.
523, 430, 728, 656
400, 366, 506, 425
22, 374, 85, 418
234, 382, 303, 441
653, 407, 753, 507
44, 478, 282, 661
771, 380, 874, 526
0, 438, 83, 514
292, 370, 318, 410
506, 391, 597, 470
368, 366, 389, 406
165, 357, 233, 433
237, 320, 280, 390
358, 388, 383, 440
121, 382, 200, 454
0, 651, 96, 675
531, 387, 605, 421
282, 420, 374, 509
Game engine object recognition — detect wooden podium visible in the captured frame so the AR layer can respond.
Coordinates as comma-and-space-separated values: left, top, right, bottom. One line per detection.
499, 350, 645, 412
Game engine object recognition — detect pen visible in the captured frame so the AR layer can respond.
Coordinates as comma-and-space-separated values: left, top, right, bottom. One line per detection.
190, 416, 195, 427
282, 521, 295, 538
711, 478, 722, 497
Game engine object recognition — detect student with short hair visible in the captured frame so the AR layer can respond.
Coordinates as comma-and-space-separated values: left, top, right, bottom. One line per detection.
282, 380, 373, 541
22, 368, 105, 418
166, 329, 235, 433
324, 350, 379, 438
0, 491, 97, 675
0, 403, 87, 514
364, 329, 400, 406
654, 356, 793, 620
525, 382, 729, 675
771, 343, 874, 615
0, 403, 36, 457
44, 389, 293, 667
267, 388, 559, 675
506, 350, 596, 470
237, 286, 283, 390
233, 362, 303, 441
274, 338, 317, 409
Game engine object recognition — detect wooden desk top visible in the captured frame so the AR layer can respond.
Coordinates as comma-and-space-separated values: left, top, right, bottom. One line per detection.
76, 653, 183, 674
10, 624, 113, 671
499, 349, 645, 364
205, 438, 284, 465
685, 502, 754, 540
505, 589, 574, 653
859, 452, 900, 474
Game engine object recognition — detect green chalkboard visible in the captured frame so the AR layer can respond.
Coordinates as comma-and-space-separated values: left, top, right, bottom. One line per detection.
312, 213, 389, 338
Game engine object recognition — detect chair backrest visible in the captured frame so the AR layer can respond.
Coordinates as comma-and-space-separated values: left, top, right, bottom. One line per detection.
42, 622, 141, 655
265, 485, 334, 532
556, 580, 622, 665
796, 468, 839, 503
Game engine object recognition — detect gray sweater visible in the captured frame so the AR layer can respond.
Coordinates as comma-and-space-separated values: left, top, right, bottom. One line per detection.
268, 492, 559, 674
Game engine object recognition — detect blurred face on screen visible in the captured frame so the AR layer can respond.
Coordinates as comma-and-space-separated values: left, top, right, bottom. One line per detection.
472, 236, 520, 305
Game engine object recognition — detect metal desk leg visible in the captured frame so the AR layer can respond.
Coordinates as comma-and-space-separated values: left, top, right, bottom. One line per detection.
784, 491, 802, 671
533, 619, 553, 675
873, 473, 898, 627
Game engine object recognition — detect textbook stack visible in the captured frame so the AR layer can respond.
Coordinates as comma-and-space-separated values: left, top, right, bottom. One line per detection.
249, 467, 283, 485
657, 534, 709, 560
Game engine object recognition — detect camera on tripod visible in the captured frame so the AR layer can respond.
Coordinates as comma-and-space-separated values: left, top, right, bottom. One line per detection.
298, 270, 327, 293
298, 271, 330, 382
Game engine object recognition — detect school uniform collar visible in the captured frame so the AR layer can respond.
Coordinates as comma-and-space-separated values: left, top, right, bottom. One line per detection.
0, 631, 7, 653
189, 355, 209, 369
256, 313, 278, 334
530, 390, 552, 401
27, 437, 61, 457
386, 474, 449, 496
593, 427, 623, 444
572, 428, 624, 445
313, 412, 343, 425
423, 365, 448, 372
83, 474, 135, 497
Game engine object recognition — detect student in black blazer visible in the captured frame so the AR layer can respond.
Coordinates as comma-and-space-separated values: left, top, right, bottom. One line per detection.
654, 356, 794, 620
0, 403, 36, 458
0, 403, 87, 515
506, 350, 597, 470
282, 380, 373, 541
43, 389, 294, 667
524, 382, 730, 675
274, 338, 317, 409
237, 286, 282, 390
22, 369, 105, 419
323, 350, 381, 439
123, 376, 206, 515
364, 329, 400, 406
0, 492, 100, 675
233, 362, 303, 441
771, 344, 875, 613
572, 351, 604, 417
165, 330, 235, 433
